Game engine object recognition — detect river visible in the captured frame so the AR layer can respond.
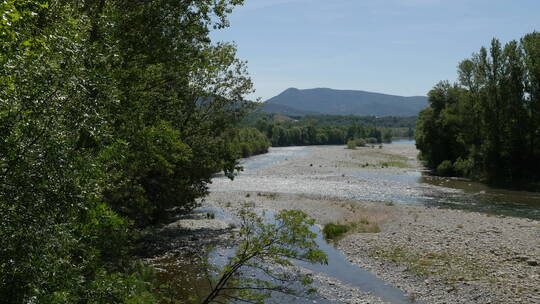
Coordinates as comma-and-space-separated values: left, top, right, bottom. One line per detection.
161, 143, 540, 304
226, 143, 540, 220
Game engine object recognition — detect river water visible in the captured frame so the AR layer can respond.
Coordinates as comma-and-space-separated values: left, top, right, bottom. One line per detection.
169, 143, 540, 303
232, 143, 540, 220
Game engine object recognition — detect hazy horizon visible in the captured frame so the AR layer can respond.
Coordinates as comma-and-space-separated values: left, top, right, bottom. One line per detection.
211, 0, 540, 101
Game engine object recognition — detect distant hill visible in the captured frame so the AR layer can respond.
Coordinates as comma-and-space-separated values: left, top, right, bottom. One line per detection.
261, 102, 320, 116
264, 88, 427, 117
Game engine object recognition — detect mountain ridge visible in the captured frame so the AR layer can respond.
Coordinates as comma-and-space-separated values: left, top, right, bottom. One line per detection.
263, 87, 428, 117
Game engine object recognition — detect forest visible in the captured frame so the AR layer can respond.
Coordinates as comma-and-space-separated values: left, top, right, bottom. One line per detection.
240, 112, 414, 147
415, 32, 540, 186
0, 0, 261, 302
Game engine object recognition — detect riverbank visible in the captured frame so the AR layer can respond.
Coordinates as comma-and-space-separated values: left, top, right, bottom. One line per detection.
152, 144, 540, 303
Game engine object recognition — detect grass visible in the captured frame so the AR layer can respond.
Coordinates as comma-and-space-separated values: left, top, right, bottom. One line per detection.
323, 218, 381, 241
372, 245, 490, 284
322, 223, 351, 240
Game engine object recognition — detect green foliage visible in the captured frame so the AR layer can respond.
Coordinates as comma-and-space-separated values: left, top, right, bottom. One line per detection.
298, 114, 417, 129
355, 138, 367, 147
347, 138, 368, 149
200, 209, 328, 304
383, 129, 393, 143
86, 265, 160, 304
101, 122, 200, 226
416, 32, 540, 185
1, 0, 252, 302
243, 112, 417, 130
247, 115, 389, 147
229, 127, 271, 158
453, 157, 473, 177
323, 223, 351, 240
436, 160, 455, 176
323, 219, 381, 241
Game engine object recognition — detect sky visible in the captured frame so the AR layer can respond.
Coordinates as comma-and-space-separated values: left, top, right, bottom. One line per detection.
210, 0, 540, 101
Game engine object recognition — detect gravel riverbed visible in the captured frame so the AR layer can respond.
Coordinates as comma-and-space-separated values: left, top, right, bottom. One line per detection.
154, 144, 540, 303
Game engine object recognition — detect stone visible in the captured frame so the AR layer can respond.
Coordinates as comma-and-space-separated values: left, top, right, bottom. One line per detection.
527, 260, 539, 266
514, 255, 528, 262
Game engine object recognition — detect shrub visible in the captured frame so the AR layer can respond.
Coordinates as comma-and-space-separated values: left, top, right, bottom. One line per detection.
453, 157, 473, 177
101, 122, 199, 226
366, 137, 379, 144
436, 160, 455, 176
355, 138, 367, 147
323, 223, 351, 240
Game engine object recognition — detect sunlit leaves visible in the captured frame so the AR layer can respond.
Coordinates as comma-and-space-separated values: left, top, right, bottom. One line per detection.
201, 209, 328, 304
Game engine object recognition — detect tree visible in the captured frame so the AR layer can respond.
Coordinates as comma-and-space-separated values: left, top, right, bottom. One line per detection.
416, 32, 540, 185
84, 0, 253, 225
1, 0, 254, 301
200, 209, 328, 304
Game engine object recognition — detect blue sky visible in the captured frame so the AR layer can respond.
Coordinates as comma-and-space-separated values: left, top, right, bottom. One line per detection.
211, 0, 540, 100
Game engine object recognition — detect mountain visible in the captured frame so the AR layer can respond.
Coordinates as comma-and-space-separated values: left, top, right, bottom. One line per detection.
264, 88, 428, 117
261, 102, 320, 116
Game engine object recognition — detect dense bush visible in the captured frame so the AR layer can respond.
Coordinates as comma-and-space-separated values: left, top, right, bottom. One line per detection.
0, 0, 251, 302
231, 127, 271, 158
322, 223, 351, 240
436, 160, 455, 176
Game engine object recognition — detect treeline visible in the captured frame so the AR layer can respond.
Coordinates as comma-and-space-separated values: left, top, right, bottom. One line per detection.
1, 0, 252, 302
250, 118, 393, 146
416, 32, 540, 185
298, 114, 417, 129
230, 127, 271, 158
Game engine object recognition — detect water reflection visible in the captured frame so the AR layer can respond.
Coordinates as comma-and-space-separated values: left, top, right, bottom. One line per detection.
419, 175, 540, 218
350, 170, 540, 219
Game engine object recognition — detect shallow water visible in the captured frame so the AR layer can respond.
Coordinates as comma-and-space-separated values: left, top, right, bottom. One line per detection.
228, 144, 540, 220
195, 144, 540, 303
238, 146, 310, 171
346, 170, 540, 219
298, 225, 418, 304
185, 208, 418, 304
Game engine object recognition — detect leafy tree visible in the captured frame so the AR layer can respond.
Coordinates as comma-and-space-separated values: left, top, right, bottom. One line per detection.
416, 32, 540, 185
243, 115, 391, 147
1, 0, 254, 302
200, 209, 328, 304
230, 127, 271, 158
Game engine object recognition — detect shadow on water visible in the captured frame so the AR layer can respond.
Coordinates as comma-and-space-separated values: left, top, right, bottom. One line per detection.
418, 175, 540, 219
350, 170, 540, 220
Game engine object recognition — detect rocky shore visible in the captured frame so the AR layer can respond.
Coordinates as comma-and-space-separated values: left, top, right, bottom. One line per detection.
152, 144, 540, 303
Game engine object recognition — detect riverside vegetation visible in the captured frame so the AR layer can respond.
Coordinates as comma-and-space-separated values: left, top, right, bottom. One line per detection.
416, 32, 540, 187
0, 1, 322, 303
3, 1, 540, 303
242, 112, 405, 147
